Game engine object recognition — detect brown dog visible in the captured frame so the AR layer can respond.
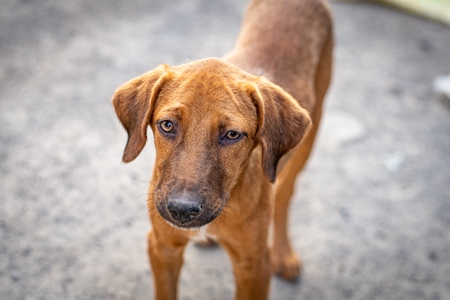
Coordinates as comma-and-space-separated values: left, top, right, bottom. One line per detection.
112, 0, 332, 299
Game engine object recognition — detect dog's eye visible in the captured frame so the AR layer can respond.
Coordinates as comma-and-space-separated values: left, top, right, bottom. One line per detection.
220, 130, 245, 146
225, 131, 240, 140
159, 120, 174, 133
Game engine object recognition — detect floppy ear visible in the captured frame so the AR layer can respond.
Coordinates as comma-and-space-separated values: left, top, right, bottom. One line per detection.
111, 65, 170, 163
250, 78, 312, 183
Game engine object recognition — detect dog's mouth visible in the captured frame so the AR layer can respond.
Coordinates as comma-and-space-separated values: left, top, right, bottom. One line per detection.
155, 197, 225, 229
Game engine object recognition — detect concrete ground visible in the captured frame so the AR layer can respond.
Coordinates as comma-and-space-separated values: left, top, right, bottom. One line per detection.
1, 0, 450, 299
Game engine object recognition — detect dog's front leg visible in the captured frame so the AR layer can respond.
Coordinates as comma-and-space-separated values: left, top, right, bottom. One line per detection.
147, 221, 189, 300
220, 218, 272, 299
233, 249, 271, 300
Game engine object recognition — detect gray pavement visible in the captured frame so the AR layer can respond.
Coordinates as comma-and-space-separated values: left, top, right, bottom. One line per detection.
1, 0, 450, 299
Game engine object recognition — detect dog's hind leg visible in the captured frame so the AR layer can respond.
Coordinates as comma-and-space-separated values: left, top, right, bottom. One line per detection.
271, 118, 321, 280
271, 34, 333, 280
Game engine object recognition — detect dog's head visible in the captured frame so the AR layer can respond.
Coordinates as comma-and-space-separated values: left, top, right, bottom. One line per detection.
112, 58, 311, 228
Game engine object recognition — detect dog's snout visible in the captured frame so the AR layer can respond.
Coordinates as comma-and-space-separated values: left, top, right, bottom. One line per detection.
167, 197, 202, 224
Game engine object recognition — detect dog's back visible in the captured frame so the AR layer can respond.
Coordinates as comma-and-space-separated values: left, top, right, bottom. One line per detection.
225, 0, 333, 114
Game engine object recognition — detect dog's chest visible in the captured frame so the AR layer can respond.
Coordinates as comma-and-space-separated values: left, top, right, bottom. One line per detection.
190, 225, 218, 246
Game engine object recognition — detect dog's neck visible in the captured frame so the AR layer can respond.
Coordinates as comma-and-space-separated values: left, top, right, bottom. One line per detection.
225, 146, 275, 224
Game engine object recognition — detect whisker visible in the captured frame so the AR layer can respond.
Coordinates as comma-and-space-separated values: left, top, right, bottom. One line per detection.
167, 224, 175, 235
138, 182, 151, 195
213, 221, 219, 234
224, 204, 239, 214
215, 218, 225, 234
137, 193, 151, 199
146, 205, 159, 218
158, 218, 167, 227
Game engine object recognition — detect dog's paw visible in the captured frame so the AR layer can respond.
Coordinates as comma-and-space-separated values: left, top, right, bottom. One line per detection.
193, 235, 218, 248
271, 250, 302, 280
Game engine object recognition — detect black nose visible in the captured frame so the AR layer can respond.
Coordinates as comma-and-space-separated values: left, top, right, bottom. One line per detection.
167, 197, 202, 224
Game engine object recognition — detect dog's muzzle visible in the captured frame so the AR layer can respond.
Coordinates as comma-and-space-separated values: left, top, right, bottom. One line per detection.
167, 196, 202, 225
155, 189, 225, 229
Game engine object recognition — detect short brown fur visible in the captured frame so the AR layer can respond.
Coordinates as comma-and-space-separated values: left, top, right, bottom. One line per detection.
112, 0, 333, 299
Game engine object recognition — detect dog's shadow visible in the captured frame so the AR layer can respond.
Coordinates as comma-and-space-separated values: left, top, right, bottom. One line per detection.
271, 275, 303, 300
187, 243, 304, 300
